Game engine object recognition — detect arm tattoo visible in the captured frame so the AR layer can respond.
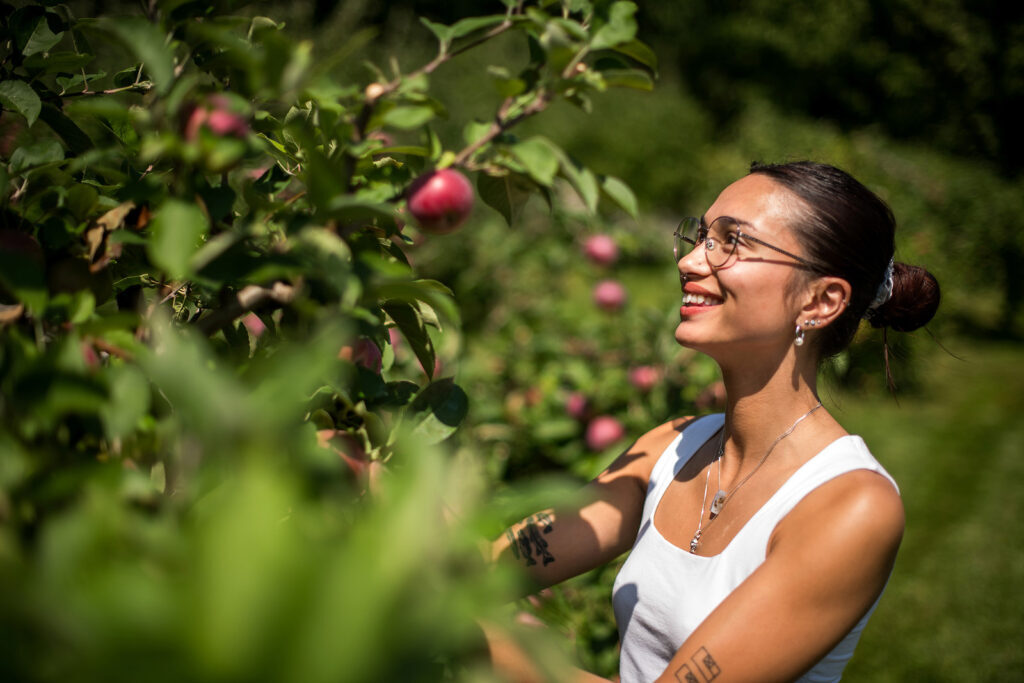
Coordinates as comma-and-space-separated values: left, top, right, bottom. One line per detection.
508, 512, 556, 567
675, 647, 720, 682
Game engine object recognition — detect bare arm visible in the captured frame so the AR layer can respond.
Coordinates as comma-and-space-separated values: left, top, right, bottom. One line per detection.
654, 470, 904, 682
491, 419, 688, 591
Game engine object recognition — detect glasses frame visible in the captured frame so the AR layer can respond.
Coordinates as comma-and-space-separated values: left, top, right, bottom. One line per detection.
673, 215, 820, 271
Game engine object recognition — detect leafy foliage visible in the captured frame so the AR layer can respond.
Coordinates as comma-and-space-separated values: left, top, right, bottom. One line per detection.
0, 1, 658, 680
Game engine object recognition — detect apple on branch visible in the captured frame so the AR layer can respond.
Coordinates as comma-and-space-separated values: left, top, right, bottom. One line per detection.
406, 168, 474, 234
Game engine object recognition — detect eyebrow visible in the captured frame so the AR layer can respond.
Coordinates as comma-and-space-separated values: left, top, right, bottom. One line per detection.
700, 214, 756, 230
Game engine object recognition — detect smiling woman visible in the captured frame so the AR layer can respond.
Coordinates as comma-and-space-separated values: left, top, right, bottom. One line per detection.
489, 161, 941, 682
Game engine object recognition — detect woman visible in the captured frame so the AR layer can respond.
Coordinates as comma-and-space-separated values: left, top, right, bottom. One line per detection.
490, 161, 941, 682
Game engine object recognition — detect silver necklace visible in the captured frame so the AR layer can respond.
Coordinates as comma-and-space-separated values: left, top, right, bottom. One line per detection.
689, 402, 823, 553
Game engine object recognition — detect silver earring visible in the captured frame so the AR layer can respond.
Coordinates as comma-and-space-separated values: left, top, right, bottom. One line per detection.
794, 324, 805, 346
805, 319, 819, 327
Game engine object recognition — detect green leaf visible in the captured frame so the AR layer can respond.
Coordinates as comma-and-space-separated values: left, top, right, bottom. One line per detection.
84, 17, 174, 94
23, 18, 63, 57
375, 279, 459, 328
511, 137, 560, 187
23, 50, 93, 73
610, 38, 658, 72
147, 199, 210, 279
591, 1, 638, 50
8, 139, 63, 174
383, 301, 436, 380
419, 17, 454, 47
486, 66, 527, 98
552, 149, 599, 213
601, 175, 638, 218
408, 378, 469, 444
599, 68, 654, 91
477, 172, 531, 226
382, 106, 435, 130
565, 0, 593, 12
374, 145, 430, 157
39, 103, 94, 154
65, 183, 99, 221
450, 15, 508, 39
0, 80, 42, 127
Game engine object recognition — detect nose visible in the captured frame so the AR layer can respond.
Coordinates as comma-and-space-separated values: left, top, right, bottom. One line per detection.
677, 240, 711, 278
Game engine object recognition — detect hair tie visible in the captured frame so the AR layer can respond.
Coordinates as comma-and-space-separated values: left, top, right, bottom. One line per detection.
864, 258, 895, 318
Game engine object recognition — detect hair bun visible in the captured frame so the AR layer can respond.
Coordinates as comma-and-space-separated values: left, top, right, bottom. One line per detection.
868, 262, 940, 332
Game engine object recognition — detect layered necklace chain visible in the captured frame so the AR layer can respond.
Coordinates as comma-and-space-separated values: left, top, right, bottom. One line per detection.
689, 402, 823, 553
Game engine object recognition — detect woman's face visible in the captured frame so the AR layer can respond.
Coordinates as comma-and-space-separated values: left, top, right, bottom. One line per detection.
674, 174, 813, 358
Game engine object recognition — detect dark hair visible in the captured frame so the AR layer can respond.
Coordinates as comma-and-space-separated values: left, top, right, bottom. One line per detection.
748, 161, 940, 360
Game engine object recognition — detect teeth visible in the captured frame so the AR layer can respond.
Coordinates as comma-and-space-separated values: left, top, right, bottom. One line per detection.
683, 293, 720, 306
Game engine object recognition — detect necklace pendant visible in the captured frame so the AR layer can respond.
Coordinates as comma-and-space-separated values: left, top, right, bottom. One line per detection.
709, 490, 727, 518
689, 529, 701, 553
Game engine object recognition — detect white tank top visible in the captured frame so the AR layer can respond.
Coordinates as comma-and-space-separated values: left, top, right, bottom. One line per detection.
612, 414, 898, 683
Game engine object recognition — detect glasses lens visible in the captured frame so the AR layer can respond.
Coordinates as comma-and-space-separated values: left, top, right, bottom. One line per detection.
705, 217, 739, 268
674, 217, 702, 260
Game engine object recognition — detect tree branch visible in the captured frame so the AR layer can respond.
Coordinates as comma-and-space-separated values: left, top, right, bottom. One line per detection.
195, 282, 296, 336
452, 91, 550, 167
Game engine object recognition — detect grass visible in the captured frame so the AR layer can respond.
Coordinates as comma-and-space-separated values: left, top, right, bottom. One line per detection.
823, 339, 1024, 681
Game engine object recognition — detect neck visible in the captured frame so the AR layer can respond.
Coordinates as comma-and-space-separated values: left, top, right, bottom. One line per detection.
716, 347, 823, 465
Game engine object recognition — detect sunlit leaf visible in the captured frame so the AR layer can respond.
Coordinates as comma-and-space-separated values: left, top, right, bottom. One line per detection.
598, 68, 654, 91
511, 137, 560, 187
419, 17, 454, 47
147, 199, 210, 279
382, 105, 435, 130
450, 15, 508, 39
609, 38, 658, 72
590, 1, 637, 50
600, 174, 638, 218
99, 363, 151, 440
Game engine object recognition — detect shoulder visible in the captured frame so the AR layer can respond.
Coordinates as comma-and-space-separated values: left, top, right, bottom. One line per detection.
771, 465, 904, 569
595, 414, 717, 491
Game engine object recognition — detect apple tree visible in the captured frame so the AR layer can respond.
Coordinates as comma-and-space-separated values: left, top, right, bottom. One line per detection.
0, 0, 657, 680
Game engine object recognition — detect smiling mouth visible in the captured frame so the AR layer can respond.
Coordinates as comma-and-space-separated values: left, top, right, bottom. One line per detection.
681, 292, 723, 306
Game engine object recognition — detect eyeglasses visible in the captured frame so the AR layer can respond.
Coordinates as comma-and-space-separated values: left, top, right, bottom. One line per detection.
673, 216, 820, 270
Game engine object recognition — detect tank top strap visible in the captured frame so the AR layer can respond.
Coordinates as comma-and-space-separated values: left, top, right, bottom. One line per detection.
734, 435, 899, 555
642, 414, 726, 524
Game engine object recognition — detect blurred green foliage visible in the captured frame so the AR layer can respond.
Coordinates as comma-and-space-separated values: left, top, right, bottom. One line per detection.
0, 0, 661, 680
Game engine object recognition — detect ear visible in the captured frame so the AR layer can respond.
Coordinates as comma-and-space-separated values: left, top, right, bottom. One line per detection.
799, 276, 851, 327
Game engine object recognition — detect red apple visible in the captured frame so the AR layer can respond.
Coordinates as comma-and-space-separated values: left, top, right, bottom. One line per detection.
406, 168, 474, 234
317, 429, 369, 479
593, 279, 627, 311
583, 234, 618, 266
241, 312, 266, 338
565, 392, 588, 420
184, 95, 249, 141
338, 337, 382, 373
628, 366, 660, 392
586, 415, 625, 451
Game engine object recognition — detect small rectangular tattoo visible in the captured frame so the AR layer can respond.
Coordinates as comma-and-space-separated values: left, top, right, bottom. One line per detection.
674, 663, 700, 683
692, 646, 721, 681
